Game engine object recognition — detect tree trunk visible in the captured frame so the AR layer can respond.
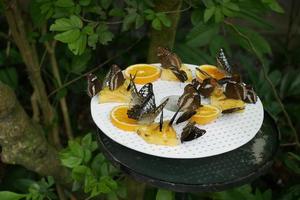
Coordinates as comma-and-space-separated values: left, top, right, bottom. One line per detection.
0, 82, 70, 184
4, 0, 60, 147
147, 0, 183, 63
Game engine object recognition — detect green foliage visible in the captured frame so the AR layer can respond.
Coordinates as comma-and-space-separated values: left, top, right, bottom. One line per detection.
60, 133, 125, 199
0, 191, 26, 200
156, 189, 174, 200
0, 177, 56, 200
213, 185, 272, 200
1, 0, 299, 200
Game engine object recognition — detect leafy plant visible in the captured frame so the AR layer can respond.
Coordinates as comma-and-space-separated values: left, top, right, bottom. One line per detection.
60, 133, 126, 199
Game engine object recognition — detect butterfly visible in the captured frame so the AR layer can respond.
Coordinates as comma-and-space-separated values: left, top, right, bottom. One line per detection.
216, 48, 232, 75
181, 121, 206, 142
127, 80, 169, 124
87, 73, 102, 97
102, 64, 125, 90
157, 47, 188, 82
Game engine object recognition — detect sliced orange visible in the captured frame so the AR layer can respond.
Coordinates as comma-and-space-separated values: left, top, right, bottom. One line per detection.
196, 65, 226, 81
191, 105, 221, 125
110, 105, 139, 132
124, 64, 161, 84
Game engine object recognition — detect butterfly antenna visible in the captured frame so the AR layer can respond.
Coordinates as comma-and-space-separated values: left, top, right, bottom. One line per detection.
159, 109, 164, 132
196, 67, 212, 78
169, 104, 183, 126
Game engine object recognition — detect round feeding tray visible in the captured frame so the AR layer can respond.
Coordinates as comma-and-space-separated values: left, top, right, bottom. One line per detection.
91, 64, 264, 159
95, 111, 278, 192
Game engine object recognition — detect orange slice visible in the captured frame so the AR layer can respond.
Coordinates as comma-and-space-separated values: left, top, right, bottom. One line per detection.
110, 105, 139, 132
196, 65, 226, 81
191, 105, 221, 125
124, 64, 161, 84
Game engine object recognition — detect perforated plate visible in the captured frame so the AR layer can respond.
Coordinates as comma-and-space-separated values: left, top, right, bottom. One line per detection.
90, 64, 264, 159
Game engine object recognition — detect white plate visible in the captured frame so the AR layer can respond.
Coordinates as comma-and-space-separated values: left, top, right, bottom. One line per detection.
90, 64, 264, 159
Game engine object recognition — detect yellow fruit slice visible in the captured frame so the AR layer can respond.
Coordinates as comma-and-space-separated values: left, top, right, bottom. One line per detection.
211, 90, 245, 112
191, 105, 221, 125
110, 105, 140, 132
99, 82, 131, 103
160, 65, 192, 82
196, 65, 226, 81
137, 121, 179, 146
124, 64, 161, 84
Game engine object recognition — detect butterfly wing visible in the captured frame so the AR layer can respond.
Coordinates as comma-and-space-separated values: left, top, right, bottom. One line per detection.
216, 48, 232, 74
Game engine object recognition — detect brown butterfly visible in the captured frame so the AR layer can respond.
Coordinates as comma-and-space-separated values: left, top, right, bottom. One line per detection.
87, 73, 102, 97
157, 47, 188, 82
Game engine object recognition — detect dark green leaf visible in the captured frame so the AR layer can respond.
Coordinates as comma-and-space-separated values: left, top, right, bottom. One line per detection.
50, 18, 74, 31
97, 24, 114, 45
209, 35, 230, 57
91, 153, 106, 176
82, 133, 92, 147
100, 176, 118, 192
214, 7, 224, 23
109, 8, 125, 17
55, 0, 74, 7
288, 152, 300, 161
68, 33, 87, 55
54, 29, 80, 43
202, 0, 215, 8
122, 12, 137, 31
224, 2, 240, 11
70, 15, 83, 28
204, 7, 215, 22
79, 0, 91, 6
284, 157, 300, 174
88, 34, 98, 49
107, 192, 118, 200
191, 10, 202, 25
101, 0, 112, 10
70, 50, 91, 74
152, 18, 162, 30
221, 6, 236, 17
135, 14, 145, 29
72, 165, 90, 181
186, 23, 219, 47
144, 9, 155, 20
0, 67, 18, 89
156, 13, 171, 27
268, 1, 284, 13
0, 191, 26, 200
156, 189, 173, 200
82, 25, 94, 35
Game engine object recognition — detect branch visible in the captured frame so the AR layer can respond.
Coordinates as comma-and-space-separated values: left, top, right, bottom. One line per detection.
48, 37, 142, 97
0, 82, 70, 184
44, 37, 73, 140
224, 20, 300, 148
4, 0, 60, 147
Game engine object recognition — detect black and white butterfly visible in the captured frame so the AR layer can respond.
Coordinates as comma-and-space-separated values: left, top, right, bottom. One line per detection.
87, 73, 102, 97
216, 48, 232, 75
102, 64, 125, 90
127, 81, 168, 124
